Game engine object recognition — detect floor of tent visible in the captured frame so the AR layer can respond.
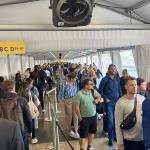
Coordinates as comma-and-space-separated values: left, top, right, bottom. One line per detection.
30, 92, 117, 150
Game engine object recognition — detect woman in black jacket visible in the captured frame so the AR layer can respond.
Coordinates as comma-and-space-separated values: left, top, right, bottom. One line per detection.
30, 65, 47, 112
15, 72, 23, 93
18, 95, 32, 150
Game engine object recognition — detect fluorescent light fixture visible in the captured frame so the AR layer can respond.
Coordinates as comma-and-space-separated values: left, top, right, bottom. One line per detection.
49, 52, 57, 59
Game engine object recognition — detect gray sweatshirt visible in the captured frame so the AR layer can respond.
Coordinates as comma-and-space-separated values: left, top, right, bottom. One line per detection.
115, 94, 145, 145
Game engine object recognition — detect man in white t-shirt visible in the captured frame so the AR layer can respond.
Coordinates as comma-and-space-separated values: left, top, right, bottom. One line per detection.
115, 77, 145, 150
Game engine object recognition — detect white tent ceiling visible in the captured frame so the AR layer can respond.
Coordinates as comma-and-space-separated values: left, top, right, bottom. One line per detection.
0, 0, 143, 25
0, 0, 150, 59
0, 29, 150, 60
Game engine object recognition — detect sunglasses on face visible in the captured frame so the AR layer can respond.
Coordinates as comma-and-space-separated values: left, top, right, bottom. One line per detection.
88, 83, 94, 86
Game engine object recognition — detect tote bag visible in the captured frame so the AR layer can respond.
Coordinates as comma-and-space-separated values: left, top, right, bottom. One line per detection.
28, 91, 39, 119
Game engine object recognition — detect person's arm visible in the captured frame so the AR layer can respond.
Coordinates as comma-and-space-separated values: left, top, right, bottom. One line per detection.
59, 81, 65, 101
99, 78, 109, 102
115, 100, 124, 150
16, 102, 24, 132
75, 82, 78, 93
118, 78, 123, 97
19, 97, 32, 134
73, 93, 81, 120
34, 86, 39, 97
119, 86, 123, 98
40, 71, 47, 88
12, 123, 24, 150
31, 91, 38, 104
24, 100, 32, 133
93, 89, 101, 104
74, 103, 82, 121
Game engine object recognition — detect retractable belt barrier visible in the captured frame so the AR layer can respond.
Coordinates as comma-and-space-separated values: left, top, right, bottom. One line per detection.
50, 104, 74, 150
44, 87, 58, 122
45, 88, 74, 150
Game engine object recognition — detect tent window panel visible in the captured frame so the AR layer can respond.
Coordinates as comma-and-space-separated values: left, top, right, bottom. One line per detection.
80, 57, 86, 65
0, 55, 9, 79
22, 56, 29, 72
9, 55, 22, 76
73, 59, 76, 63
101, 53, 112, 76
92, 54, 99, 68
75, 58, 80, 63
29, 57, 35, 69
120, 50, 138, 78
70, 59, 74, 63
87, 56, 91, 65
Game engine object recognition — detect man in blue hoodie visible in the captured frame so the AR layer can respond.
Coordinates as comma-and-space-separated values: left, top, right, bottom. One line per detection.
142, 97, 150, 150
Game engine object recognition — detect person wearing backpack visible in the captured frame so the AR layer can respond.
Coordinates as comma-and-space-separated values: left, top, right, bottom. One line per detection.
30, 65, 47, 113
19, 82, 39, 145
73, 78, 101, 150
142, 97, 150, 150
0, 80, 32, 150
0, 80, 24, 132
26, 78, 40, 130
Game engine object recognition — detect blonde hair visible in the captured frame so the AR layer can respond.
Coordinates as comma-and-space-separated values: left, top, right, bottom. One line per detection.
2, 80, 15, 92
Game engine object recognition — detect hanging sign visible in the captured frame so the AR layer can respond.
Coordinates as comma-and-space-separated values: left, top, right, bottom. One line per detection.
0, 41, 25, 55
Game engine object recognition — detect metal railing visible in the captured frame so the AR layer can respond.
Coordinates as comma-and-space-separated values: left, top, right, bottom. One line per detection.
44, 87, 58, 122
51, 104, 60, 150
45, 87, 74, 150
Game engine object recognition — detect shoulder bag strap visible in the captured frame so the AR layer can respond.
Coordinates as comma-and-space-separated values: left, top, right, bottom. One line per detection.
28, 91, 32, 102
91, 89, 95, 99
133, 95, 137, 114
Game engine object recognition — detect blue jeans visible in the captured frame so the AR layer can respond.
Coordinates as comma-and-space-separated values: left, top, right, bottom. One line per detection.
106, 101, 116, 141
145, 145, 150, 150
22, 131, 29, 150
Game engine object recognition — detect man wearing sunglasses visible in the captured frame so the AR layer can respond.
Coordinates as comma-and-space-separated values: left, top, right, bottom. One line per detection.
73, 78, 101, 150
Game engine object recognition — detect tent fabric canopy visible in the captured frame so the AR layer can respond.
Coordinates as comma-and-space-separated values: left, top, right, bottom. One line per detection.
0, 0, 150, 59
0, 0, 149, 25
0, 30, 150, 59
133, 45, 150, 81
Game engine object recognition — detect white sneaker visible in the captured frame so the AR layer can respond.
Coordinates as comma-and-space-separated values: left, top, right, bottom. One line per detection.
97, 114, 102, 120
68, 130, 75, 138
42, 109, 46, 113
32, 138, 38, 144
73, 132, 80, 139
87, 145, 94, 150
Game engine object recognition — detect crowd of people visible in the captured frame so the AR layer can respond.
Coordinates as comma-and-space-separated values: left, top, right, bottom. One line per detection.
0, 62, 150, 150
0, 63, 55, 150
58, 63, 150, 150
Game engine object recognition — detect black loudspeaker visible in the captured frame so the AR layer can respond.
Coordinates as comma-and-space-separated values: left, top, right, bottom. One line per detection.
52, 0, 94, 27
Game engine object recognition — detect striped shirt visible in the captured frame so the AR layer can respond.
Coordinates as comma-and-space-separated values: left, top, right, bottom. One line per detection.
59, 79, 78, 101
